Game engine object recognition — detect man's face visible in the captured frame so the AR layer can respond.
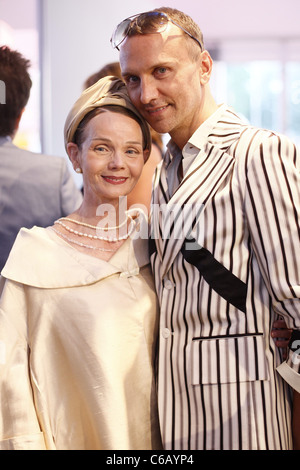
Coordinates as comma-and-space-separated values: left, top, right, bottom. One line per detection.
119, 24, 207, 148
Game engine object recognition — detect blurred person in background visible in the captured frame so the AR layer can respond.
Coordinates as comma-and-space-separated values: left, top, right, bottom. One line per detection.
0, 46, 82, 272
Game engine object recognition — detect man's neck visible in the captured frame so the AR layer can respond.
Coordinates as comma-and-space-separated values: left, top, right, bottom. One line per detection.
171, 91, 218, 150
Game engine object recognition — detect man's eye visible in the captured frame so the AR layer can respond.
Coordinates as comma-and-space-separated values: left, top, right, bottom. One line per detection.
126, 75, 139, 84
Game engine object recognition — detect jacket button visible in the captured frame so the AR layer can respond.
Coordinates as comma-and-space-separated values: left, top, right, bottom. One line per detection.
164, 280, 173, 289
162, 328, 171, 339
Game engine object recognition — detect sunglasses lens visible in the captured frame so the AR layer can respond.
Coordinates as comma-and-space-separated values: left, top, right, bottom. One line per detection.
111, 18, 132, 48
111, 12, 168, 49
136, 12, 168, 33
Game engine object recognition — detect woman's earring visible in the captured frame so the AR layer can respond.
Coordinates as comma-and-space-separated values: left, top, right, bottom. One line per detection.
75, 168, 82, 173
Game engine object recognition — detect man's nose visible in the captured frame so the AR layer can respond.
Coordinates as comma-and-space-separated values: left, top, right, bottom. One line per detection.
139, 78, 159, 104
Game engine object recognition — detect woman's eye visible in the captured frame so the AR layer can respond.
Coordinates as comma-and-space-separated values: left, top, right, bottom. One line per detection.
95, 146, 107, 153
126, 149, 138, 156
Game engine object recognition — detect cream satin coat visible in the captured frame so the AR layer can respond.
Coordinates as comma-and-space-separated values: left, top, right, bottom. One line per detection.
0, 226, 161, 450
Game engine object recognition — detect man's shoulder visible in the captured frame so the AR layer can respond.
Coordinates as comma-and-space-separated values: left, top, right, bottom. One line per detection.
0, 141, 68, 170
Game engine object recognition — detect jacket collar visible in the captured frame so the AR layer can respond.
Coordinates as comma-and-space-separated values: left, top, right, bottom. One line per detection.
150, 105, 247, 277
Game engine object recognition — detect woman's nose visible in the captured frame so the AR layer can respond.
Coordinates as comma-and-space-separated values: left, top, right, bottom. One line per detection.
108, 151, 125, 169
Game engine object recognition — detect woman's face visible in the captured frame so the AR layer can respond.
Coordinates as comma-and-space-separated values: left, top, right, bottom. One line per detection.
68, 109, 147, 207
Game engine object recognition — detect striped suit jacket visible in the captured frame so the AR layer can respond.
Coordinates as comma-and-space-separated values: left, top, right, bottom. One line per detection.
150, 106, 300, 450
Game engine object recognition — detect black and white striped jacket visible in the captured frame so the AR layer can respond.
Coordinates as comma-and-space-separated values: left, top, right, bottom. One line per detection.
150, 106, 300, 450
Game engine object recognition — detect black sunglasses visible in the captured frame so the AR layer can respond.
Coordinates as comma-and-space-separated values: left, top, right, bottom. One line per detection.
110, 11, 203, 51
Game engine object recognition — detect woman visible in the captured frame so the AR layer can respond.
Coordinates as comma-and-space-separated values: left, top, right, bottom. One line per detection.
0, 77, 162, 450
83, 61, 163, 212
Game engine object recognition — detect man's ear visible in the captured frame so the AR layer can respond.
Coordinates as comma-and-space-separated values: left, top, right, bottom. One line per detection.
66, 142, 81, 172
199, 50, 213, 86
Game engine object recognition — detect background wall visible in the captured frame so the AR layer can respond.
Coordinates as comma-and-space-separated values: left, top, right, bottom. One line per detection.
1, 0, 300, 181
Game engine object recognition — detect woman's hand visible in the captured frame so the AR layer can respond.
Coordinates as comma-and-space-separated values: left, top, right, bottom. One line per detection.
271, 319, 292, 360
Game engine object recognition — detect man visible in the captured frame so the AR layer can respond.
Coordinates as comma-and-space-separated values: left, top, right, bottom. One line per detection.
111, 7, 300, 450
0, 46, 82, 272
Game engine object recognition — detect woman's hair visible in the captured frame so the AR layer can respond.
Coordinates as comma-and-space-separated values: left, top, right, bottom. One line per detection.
73, 105, 148, 150
64, 76, 152, 155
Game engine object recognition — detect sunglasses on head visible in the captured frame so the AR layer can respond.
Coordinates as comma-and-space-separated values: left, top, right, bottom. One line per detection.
110, 11, 203, 51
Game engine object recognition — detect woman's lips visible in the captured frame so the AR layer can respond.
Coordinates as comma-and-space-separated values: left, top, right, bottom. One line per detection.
102, 176, 128, 185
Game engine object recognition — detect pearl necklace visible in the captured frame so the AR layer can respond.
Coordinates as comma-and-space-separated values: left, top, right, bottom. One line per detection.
54, 216, 134, 242
58, 216, 129, 231
51, 227, 118, 252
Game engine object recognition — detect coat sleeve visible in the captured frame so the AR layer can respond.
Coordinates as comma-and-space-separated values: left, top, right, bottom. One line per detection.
0, 276, 46, 450
245, 132, 300, 392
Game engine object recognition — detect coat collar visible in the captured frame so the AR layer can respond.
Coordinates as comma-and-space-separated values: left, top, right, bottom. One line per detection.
1, 224, 150, 288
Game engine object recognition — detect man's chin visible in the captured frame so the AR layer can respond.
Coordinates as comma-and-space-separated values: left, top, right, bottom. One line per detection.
147, 119, 171, 135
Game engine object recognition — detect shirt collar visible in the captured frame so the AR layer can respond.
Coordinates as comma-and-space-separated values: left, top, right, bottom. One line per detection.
165, 139, 181, 165
187, 103, 226, 151
165, 104, 226, 163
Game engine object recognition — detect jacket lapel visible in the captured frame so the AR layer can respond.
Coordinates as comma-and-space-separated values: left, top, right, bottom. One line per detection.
151, 107, 246, 278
